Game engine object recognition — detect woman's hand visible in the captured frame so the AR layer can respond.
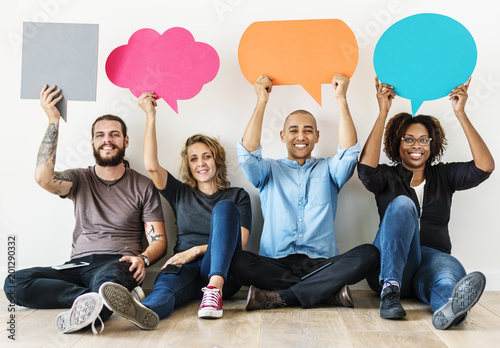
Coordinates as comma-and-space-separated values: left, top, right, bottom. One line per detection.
375, 77, 395, 114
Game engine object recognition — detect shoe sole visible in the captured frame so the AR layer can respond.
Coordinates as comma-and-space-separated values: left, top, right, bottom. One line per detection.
380, 306, 407, 319
198, 308, 223, 319
56, 293, 103, 334
432, 272, 486, 330
99, 282, 159, 330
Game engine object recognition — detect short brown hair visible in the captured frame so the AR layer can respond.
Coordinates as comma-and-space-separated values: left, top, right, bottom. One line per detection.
91, 114, 127, 138
384, 112, 447, 165
180, 134, 230, 190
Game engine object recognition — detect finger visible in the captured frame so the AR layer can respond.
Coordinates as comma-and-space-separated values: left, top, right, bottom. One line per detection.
375, 76, 380, 89
465, 76, 472, 89
40, 85, 49, 98
48, 89, 61, 101
49, 94, 63, 106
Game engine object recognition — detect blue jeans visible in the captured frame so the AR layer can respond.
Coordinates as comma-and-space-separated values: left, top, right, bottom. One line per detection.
367, 195, 467, 312
142, 200, 242, 319
3, 254, 138, 320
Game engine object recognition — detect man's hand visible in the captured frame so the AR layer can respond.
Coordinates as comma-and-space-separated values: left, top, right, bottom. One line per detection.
40, 85, 63, 122
120, 255, 147, 284
332, 73, 350, 99
449, 77, 471, 115
375, 77, 395, 114
254, 75, 273, 103
137, 92, 158, 117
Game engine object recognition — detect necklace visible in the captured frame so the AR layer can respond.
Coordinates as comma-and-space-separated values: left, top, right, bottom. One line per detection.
93, 166, 126, 191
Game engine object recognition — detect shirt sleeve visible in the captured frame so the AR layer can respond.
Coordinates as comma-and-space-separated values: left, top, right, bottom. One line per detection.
236, 139, 271, 190
158, 172, 184, 210
442, 160, 492, 191
357, 163, 388, 194
327, 141, 361, 190
141, 181, 165, 222
60, 168, 81, 200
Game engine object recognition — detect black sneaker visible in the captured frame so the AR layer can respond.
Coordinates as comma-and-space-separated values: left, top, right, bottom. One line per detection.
380, 285, 406, 319
432, 271, 486, 330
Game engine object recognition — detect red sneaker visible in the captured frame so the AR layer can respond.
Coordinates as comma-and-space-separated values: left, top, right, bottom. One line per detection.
198, 286, 223, 319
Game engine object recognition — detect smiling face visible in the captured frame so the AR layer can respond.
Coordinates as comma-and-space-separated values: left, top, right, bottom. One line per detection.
399, 123, 431, 171
187, 142, 217, 187
280, 111, 319, 165
91, 120, 129, 167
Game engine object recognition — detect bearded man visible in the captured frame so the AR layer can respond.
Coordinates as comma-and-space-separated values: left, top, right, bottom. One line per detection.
3, 85, 167, 334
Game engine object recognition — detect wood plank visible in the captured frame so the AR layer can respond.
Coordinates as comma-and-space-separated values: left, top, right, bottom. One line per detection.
339, 290, 430, 332
479, 291, 500, 317
2, 291, 500, 347
0, 307, 87, 347
260, 308, 353, 347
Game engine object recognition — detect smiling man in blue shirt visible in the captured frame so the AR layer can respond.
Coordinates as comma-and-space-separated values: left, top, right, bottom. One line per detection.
229, 74, 379, 310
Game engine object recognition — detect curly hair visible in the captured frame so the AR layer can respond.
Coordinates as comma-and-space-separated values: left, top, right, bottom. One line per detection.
180, 134, 230, 190
384, 112, 447, 165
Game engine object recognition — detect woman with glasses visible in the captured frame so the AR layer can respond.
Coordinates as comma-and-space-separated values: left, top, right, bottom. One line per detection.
357, 77, 494, 329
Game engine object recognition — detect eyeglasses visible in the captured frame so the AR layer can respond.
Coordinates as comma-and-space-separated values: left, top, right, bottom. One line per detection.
401, 137, 432, 146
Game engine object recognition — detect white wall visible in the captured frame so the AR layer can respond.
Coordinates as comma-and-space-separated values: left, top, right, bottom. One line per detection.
1, 0, 498, 291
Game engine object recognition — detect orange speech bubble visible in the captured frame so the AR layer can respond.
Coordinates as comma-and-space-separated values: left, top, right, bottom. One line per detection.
238, 19, 359, 105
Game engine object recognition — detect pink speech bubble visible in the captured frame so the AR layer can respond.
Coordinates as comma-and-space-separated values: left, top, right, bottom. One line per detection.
106, 27, 220, 113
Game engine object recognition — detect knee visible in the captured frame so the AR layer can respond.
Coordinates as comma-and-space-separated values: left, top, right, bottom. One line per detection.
213, 200, 238, 215
389, 195, 417, 213
360, 244, 380, 267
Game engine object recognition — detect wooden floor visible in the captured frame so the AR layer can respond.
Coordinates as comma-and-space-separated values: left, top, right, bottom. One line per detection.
2, 290, 500, 348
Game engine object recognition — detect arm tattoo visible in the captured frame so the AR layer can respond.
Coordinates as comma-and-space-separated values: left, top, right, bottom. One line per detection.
145, 223, 162, 242
53, 171, 72, 185
36, 123, 58, 167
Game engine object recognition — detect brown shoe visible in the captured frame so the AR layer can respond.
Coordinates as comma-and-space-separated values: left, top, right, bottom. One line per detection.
323, 285, 354, 308
246, 285, 286, 311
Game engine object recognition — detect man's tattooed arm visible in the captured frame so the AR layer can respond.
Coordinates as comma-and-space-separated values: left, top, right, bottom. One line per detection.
145, 223, 162, 242
36, 122, 58, 168
141, 222, 168, 264
34, 122, 72, 195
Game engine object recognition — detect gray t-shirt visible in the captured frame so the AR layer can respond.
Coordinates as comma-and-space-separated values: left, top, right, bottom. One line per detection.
160, 173, 252, 253
63, 166, 164, 259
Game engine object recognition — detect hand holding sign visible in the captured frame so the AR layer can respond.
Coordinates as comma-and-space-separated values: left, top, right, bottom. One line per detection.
106, 28, 220, 113
238, 19, 359, 105
374, 14, 477, 115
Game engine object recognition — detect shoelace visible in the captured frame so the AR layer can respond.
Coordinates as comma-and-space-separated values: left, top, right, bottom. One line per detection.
91, 315, 104, 335
264, 292, 286, 309
200, 287, 222, 309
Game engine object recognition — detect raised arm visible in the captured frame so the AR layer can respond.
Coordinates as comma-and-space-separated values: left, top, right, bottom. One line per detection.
138, 92, 169, 190
34, 85, 73, 196
242, 75, 273, 152
333, 74, 357, 149
449, 78, 495, 173
359, 77, 395, 168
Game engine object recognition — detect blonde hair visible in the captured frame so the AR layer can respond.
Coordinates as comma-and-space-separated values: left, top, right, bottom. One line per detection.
180, 134, 230, 190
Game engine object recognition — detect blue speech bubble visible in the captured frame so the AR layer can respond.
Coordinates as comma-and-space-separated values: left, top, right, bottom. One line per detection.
374, 14, 477, 115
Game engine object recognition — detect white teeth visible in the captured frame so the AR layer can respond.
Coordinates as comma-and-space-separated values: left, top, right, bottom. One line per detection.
295, 144, 306, 148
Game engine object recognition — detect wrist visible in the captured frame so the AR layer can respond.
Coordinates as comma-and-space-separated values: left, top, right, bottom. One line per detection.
137, 254, 150, 267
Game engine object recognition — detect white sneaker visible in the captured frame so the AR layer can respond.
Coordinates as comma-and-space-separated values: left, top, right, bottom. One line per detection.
131, 286, 146, 303
99, 282, 159, 330
56, 293, 104, 334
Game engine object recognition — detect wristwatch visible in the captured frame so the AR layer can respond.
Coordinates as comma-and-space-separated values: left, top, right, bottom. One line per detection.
137, 254, 150, 267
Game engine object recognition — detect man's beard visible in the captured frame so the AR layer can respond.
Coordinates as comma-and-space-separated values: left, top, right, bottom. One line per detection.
93, 144, 126, 167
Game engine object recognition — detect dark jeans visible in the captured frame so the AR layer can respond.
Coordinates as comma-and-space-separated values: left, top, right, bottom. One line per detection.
229, 243, 379, 308
3, 254, 138, 320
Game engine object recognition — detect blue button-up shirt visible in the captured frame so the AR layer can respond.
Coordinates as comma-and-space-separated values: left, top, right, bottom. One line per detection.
237, 140, 360, 259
